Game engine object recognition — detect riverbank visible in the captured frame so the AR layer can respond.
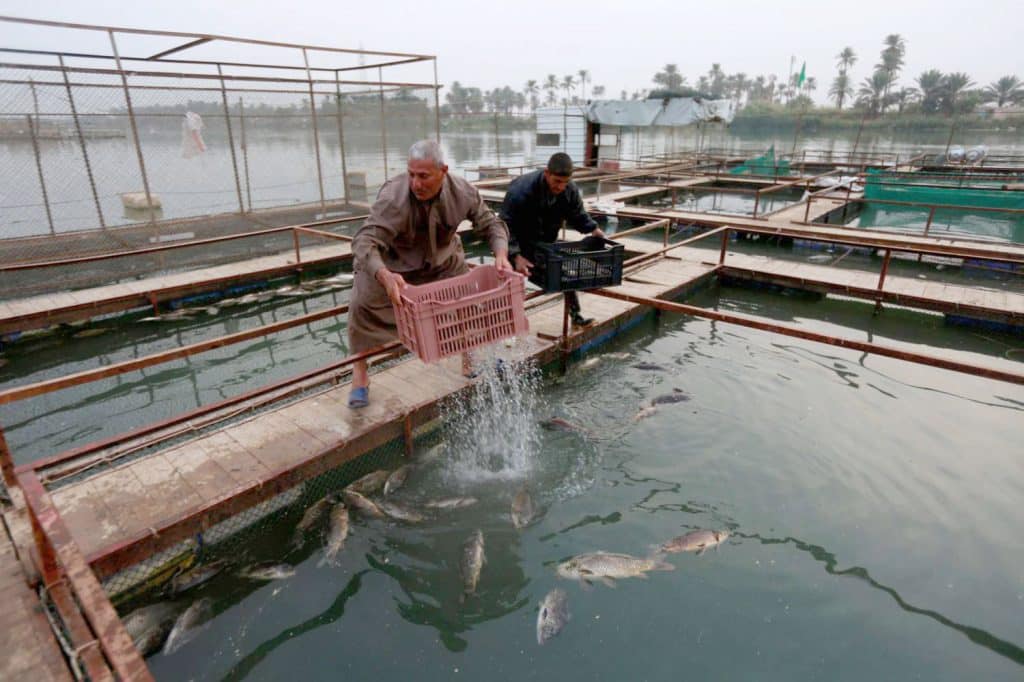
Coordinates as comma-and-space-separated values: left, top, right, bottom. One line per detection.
732, 105, 1022, 134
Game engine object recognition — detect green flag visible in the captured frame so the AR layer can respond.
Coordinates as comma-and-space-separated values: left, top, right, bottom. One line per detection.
797, 62, 806, 88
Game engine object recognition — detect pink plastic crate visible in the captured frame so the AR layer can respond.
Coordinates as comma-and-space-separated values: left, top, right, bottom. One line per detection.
395, 265, 529, 363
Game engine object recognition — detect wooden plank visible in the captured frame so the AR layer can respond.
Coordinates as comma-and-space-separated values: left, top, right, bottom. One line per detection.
51, 478, 127, 561
164, 442, 240, 504
280, 394, 355, 445
224, 410, 329, 472
120, 455, 204, 539
193, 430, 271, 489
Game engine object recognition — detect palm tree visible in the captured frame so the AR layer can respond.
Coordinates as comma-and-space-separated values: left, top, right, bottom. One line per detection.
836, 47, 857, 74
876, 34, 906, 111
891, 87, 918, 114
524, 80, 539, 112
653, 64, 684, 92
544, 74, 559, 106
577, 69, 590, 101
916, 70, 945, 113
941, 72, 974, 115
561, 74, 576, 104
592, 84, 606, 98
857, 71, 889, 116
830, 72, 853, 109
707, 63, 726, 98
984, 75, 1022, 107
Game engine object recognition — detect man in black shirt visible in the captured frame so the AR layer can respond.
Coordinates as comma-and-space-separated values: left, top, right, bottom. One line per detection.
500, 153, 605, 326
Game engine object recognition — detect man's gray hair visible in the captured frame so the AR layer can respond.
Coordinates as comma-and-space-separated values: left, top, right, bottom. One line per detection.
408, 139, 446, 167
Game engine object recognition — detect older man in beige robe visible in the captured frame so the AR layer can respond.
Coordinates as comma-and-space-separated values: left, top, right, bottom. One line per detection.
346, 139, 513, 408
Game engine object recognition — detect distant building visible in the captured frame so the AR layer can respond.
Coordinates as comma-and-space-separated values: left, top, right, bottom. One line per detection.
534, 98, 736, 167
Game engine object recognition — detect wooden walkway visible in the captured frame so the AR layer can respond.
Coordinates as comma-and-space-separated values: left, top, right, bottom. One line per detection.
45, 254, 716, 580
0, 523, 72, 681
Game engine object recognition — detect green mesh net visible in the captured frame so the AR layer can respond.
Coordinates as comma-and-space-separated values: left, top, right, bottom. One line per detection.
858, 169, 1024, 242
729, 145, 792, 177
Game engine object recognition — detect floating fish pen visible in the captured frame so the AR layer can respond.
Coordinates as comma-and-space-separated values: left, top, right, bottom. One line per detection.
2, 18, 1024, 681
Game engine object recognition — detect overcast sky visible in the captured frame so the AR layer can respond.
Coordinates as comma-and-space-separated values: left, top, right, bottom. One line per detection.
0, 0, 1019, 103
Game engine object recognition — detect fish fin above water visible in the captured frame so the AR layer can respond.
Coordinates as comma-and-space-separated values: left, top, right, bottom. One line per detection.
600, 577, 617, 588
695, 546, 707, 557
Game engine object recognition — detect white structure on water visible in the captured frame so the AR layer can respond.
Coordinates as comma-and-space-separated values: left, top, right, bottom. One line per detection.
534, 98, 736, 167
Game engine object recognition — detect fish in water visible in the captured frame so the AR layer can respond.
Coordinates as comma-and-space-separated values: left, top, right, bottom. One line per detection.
318, 504, 350, 567
536, 588, 571, 645
661, 529, 729, 555
632, 405, 658, 422
460, 529, 486, 600
807, 254, 834, 263
383, 465, 410, 496
511, 487, 536, 529
651, 389, 690, 405
418, 441, 447, 466
556, 552, 674, 588
345, 470, 390, 495
605, 352, 631, 360
422, 496, 479, 510
291, 494, 335, 547
239, 562, 296, 581
377, 499, 426, 523
123, 602, 179, 657
341, 489, 386, 518
169, 559, 226, 594
580, 356, 602, 369
632, 362, 664, 371
71, 328, 109, 339
324, 273, 355, 284
540, 417, 586, 434
162, 597, 214, 655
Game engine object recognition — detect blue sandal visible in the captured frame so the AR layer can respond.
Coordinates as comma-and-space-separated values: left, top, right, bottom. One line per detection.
348, 386, 369, 409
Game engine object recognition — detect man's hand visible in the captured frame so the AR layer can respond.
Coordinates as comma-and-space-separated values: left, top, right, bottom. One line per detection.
375, 268, 407, 308
513, 254, 534, 276
494, 253, 515, 277
591, 227, 606, 239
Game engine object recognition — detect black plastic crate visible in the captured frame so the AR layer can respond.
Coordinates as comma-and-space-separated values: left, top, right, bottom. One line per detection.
529, 236, 624, 293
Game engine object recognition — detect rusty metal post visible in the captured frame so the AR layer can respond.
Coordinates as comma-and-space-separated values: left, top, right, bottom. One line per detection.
378, 66, 389, 181
26, 114, 55, 236
292, 228, 302, 272
662, 219, 669, 248
850, 110, 867, 165
59, 55, 105, 229
301, 48, 328, 214
752, 190, 761, 219
334, 73, 351, 202
0, 423, 17, 491
560, 294, 571, 373
108, 30, 159, 232
923, 205, 937, 237
239, 98, 253, 212
216, 65, 245, 215
718, 227, 730, 265
803, 192, 813, 223
433, 58, 441, 143
875, 248, 892, 314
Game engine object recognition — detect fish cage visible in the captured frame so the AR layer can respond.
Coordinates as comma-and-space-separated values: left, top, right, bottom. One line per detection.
0, 16, 441, 288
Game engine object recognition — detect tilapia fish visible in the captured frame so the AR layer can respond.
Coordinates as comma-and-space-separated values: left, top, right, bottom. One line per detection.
239, 562, 296, 581
291, 495, 334, 546
423, 496, 478, 510
632, 362, 664, 371
345, 470, 390, 495
661, 529, 729, 555
169, 559, 226, 594
511, 488, 536, 529
377, 499, 425, 523
557, 551, 674, 587
651, 389, 690, 405
383, 465, 410, 496
460, 530, 486, 598
318, 504, 350, 567
342, 489, 386, 518
540, 417, 586, 434
536, 588, 571, 645
123, 602, 178, 657
162, 597, 213, 655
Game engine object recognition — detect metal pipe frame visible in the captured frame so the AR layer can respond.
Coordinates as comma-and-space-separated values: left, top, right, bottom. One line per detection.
591, 287, 1024, 386
58, 54, 106, 230
19, 470, 153, 680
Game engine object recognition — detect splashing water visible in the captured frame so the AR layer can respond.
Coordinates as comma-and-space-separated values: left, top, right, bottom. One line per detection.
441, 339, 543, 482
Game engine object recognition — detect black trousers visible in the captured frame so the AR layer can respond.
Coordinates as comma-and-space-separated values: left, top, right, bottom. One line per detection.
565, 291, 581, 314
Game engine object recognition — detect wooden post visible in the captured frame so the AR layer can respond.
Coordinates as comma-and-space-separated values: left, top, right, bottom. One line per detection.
875, 248, 892, 314
718, 228, 730, 265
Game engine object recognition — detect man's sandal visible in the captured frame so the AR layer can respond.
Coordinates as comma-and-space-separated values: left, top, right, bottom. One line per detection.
348, 386, 369, 409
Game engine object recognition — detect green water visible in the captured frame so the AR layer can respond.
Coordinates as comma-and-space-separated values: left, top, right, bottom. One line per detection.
94, 286, 1022, 682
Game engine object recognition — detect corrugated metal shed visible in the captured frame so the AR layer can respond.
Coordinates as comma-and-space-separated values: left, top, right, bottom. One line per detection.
535, 105, 588, 163
586, 98, 735, 126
